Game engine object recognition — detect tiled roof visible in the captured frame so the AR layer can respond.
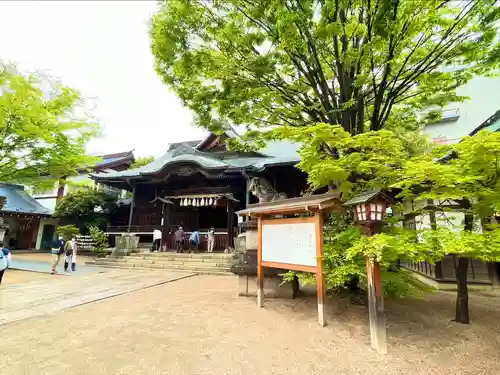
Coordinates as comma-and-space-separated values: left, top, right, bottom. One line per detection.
95, 156, 131, 167
90, 136, 301, 181
0, 183, 53, 215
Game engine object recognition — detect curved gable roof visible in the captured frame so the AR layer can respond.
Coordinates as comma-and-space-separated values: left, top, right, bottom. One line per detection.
90, 134, 301, 182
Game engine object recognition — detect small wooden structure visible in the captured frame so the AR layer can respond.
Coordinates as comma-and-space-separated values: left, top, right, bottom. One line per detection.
237, 193, 341, 327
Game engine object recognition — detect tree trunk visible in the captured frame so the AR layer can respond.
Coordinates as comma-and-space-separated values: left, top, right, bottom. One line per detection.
454, 256, 470, 324
454, 212, 473, 324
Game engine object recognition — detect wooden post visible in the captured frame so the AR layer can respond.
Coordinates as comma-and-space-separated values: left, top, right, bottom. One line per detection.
315, 212, 326, 327
257, 216, 263, 307
227, 200, 235, 249
366, 256, 387, 354
127, 186, 136, 233
162, 203, 170, 248
245, 177, 250, 222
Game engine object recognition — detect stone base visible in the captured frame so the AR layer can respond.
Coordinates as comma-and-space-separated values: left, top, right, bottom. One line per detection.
238, 275, 295, 299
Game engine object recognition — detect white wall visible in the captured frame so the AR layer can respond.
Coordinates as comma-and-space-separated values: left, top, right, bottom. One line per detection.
423, 75, 500, 144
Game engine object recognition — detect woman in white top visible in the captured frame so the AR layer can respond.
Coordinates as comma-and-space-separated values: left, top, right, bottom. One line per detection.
64, 237, 78, 272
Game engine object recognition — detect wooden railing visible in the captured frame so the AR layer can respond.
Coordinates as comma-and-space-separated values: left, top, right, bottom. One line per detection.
402, 260, 437, 279
106, 226, 232, 252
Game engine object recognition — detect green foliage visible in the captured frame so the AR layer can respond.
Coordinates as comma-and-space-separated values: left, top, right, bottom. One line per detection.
131, 156, 155, 169
54, 190, 118, 230
55, 224, 80, 240
89, 225, 109, 256
0, 63, 100, 189
381, 269, 435, 299
151, 0, 500, 135
398, 131, 500, 217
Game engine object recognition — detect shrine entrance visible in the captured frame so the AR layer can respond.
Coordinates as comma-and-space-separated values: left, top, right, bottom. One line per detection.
160, 192, 238, 252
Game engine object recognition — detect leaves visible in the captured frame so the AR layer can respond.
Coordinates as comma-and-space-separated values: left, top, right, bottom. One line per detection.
54, 190, 118, 230
55, 225, 80, 240
0, 63, 100, 189
151, 0, 500, 135
131, 156, 155, 169
89, 225, 109, 253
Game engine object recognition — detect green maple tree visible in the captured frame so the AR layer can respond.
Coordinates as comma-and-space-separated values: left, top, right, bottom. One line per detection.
397, 130, 500, 323
0, 63, 100, 190
131, 156, 155, 169
151, 1, 500, 321
151, 0, 500, 135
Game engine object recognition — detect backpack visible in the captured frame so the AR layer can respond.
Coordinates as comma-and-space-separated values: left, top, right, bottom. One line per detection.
58, 240, 66, 255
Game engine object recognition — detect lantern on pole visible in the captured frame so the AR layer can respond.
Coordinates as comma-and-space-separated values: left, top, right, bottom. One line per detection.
344, 189, 395, 355
345, 190, 394, 227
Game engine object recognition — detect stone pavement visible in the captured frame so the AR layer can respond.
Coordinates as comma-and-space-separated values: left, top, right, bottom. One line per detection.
0, 268, 195, 326
10, 253, 98, 274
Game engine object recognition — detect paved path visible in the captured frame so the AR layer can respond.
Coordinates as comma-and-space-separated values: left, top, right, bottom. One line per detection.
0, 269, 194, 326
10, 253, 99, 275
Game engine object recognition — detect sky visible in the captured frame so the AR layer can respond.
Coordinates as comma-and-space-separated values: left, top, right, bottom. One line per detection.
0, 0, 207, 158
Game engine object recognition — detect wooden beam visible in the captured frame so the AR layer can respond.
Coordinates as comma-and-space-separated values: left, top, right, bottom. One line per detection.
315, 212, 326, 327
366, 257, 387, 354
257, 217, 263, 308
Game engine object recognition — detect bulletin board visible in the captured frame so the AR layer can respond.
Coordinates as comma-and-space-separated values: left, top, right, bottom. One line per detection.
261, 217, 318, 270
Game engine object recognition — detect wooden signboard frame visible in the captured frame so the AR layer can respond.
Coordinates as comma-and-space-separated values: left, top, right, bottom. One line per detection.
257, 214, 326, 326
237, 193, 341, 327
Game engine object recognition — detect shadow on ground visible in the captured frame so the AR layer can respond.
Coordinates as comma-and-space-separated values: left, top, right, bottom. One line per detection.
252, 286, 500, 356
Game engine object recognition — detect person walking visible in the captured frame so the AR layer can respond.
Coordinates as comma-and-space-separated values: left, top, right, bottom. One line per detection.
188, 230, 200, 253
50, 236, 65, 274
64, 237, 77, 272
152, 227, 162, 252
207, 226, 215, 253
0, 242, 11, 285
174, 226, 184, 253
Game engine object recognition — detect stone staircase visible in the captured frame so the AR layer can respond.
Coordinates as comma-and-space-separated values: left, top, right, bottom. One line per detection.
86, 252, 238, 276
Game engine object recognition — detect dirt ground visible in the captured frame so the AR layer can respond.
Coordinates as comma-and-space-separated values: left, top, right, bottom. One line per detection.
1, 275, 499, 375
1, 269, 53, 285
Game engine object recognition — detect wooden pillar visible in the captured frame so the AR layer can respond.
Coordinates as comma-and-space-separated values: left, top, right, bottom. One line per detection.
245, 178, 250, 222
162, 203, 171, 248
257, 216, 263, 307
127, 186, 136, 233
315, 212, 326, 327
227, 200, 235, 249
366, 256, 387, 354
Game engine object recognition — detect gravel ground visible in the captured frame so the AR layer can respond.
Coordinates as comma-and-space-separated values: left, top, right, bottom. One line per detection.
2, 275, 499, 375
1, 270, 53, 285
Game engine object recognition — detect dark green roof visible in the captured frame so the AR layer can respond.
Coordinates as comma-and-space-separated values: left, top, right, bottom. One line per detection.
90, 136, 301, 182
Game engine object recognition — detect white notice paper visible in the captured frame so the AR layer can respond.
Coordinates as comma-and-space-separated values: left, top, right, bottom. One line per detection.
261, 222, 317, 267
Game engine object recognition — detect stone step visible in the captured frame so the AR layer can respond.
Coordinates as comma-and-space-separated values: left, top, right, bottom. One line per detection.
86, 261, 234, 275
127, 253, 236, 260
99, 258, 234, 268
